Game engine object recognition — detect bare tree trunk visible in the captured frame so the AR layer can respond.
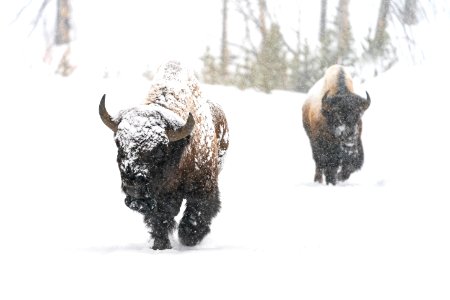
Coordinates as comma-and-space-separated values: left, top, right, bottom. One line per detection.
373, 0, 390, 51
403, 0, 418, 25
258, 0, 267, 40
220, 0, 229, 81
374, 1, 390, 41
319, 0, 327, 43
336, 0, 351, 63
55, 0, 71, 45
55, 0, 74, 76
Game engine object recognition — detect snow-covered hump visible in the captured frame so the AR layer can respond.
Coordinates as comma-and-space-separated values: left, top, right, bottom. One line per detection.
144, 61, 202, 121
142, 61, 218, 167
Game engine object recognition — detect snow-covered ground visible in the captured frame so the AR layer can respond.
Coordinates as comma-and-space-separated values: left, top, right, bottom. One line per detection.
1, 2, 450, 298
1, 56, 449, 299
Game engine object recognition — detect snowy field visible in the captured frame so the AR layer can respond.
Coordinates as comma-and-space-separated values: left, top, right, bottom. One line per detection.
1, 57, 449, 300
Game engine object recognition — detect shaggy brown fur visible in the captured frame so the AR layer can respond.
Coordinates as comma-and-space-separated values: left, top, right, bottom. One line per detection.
302, 65, 370, 185
100, 61, 229, 249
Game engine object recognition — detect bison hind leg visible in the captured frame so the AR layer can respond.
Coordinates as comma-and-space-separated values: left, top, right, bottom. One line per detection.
178, 188, 221, 247
338, 166, 354, 182
314, 166, 323, 183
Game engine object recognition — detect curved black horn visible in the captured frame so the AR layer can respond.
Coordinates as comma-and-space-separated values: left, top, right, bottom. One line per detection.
363, 91, 371, 109
166, 113, 195, 142
99, 94, 118, 132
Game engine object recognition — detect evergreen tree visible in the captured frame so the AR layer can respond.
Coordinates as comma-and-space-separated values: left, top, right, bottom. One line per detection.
333, 0, 357, 66
361, 0, 397, 76
319, 0, 328, 43
318, 28, 336, 71
361, 27, 397, 76
287, 52, 302, 92
301, 41, 321, 92
200, 47, 220, 84
234, 51, 257, 90
253, 23, 288, 93
288, 42, 325, 93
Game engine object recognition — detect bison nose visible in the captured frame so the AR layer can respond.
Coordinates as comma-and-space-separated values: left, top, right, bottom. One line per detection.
125, 165, 132, 175
121, 164, 134, 178
135, 174, 147, 184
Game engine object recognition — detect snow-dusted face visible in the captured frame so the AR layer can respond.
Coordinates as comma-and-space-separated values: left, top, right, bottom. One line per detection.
322, 93, 369, 142
114, 109, 170, 199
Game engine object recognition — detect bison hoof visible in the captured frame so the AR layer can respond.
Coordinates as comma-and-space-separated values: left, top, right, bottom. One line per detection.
152, 238, 172, 250
178, 221, 210, 247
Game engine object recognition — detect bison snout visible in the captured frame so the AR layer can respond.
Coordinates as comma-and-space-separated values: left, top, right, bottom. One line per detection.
122, 180, 148, 198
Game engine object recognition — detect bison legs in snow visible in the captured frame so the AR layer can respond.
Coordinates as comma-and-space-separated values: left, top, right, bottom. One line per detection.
143, 194, 184, 250
128, 186, 221, 250
338, 143, 364, 182
311, 137, 364, 185
178, 186, 221, 247
311, 138, 340, 185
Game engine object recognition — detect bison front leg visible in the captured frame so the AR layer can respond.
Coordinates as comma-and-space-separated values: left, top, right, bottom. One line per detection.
178, 188, 221, 247
144, 196, 183, 250
338, 142, 364, 182
324, 166, 338, 185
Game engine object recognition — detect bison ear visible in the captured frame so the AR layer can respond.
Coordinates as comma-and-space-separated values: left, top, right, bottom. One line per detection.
99, 94, 119, 132
165, 113, 195, 142
362, 91, 371, 110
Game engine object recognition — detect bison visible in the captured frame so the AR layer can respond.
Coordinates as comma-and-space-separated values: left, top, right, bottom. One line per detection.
302, 65, 370, 185
99, 61, 229, 250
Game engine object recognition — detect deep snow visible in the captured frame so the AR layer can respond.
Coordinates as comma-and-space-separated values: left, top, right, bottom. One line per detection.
1, 3, 450, 298
0, 58, 449, 299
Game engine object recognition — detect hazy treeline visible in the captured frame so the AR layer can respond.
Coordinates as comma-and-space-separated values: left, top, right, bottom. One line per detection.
14, 0, 433, 90
201, 0, 424, 93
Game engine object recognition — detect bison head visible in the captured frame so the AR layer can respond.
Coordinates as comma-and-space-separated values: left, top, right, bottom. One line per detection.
321, 91, 370, 142
99, 95, 195, 199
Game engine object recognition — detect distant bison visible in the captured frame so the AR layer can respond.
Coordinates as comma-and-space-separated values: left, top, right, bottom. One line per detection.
302, 65, 370, 185
99, 61, 229, 249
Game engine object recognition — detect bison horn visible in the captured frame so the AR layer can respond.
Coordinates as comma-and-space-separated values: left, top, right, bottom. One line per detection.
166, 113, 195, 142
99, 94, 118, 132
363, 91, 371, 109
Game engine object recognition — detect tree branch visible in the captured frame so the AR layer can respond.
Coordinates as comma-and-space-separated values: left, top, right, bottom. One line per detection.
10, 0, 33, 25
29, 0, 51, 36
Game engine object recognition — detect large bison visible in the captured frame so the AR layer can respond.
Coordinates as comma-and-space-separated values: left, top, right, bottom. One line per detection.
302, 65, 370, 185
99, 61, 229, 249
